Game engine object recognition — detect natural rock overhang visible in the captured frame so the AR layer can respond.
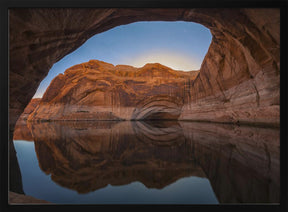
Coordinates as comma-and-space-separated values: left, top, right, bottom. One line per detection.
9, 8, 280, 127
132, 95, 184, 120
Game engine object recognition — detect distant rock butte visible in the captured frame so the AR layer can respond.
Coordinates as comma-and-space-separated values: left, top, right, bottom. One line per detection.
28, 60, 198, 121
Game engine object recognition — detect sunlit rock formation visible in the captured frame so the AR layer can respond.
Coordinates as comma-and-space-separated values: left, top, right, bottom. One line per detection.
13, 98, 41, 141
17, 98, 41, 121
9, 8, 280, 127
14, 98, 40, 125
27, 60, 197, 121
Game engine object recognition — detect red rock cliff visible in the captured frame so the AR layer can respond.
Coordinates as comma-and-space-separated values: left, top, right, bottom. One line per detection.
28, 60, 198, 121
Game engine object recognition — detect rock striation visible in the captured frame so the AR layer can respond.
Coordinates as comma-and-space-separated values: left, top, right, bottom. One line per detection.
28, 60, 197, 121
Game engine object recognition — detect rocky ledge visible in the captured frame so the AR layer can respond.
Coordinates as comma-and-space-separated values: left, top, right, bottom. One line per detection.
9, 192, 50, 204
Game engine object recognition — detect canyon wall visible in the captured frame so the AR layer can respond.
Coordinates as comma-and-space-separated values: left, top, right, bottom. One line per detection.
179, 10, 280, 125
27, 60, 197, 121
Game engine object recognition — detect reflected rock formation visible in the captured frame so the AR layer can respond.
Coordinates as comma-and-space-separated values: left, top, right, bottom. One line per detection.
27, 121, 204, 193
25, 121, 279, 203
180, 122, 280, 203
13, 120, 34, 141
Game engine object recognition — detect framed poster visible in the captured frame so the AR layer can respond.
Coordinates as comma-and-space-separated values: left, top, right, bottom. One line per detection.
1, 0, 287, 211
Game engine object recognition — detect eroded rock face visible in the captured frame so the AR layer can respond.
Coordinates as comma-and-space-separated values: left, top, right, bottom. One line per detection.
9, 8, 280, 127
27, 60, 196, 121
13, 98, 41, 141
16, 98, 41, 122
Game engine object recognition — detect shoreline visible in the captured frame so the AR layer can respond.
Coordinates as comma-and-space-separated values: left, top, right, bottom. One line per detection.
9, 192, 50, 204
23, 118, 280, 129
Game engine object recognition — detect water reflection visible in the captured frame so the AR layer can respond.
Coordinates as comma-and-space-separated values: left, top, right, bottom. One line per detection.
26, 121, 204, 193
14, 120, 279, 203
180, 122, 279, 203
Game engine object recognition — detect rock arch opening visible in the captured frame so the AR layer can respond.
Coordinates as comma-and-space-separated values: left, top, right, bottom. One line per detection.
10, 8, 280, 127
32, 20, 212, 101
21, 20, 212, 122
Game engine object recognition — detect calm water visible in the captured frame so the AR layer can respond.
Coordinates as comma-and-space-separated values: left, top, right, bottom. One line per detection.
12, 121, 280, 204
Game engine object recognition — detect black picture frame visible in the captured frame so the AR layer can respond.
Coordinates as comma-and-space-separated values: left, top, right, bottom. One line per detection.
1, 0, 287, 211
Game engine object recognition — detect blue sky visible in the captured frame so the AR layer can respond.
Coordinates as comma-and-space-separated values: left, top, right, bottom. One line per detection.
33, 21, 212, 98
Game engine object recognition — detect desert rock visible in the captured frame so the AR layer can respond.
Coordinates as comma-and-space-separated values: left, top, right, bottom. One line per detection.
28, 60, 197, 121
9, 8, 280, 127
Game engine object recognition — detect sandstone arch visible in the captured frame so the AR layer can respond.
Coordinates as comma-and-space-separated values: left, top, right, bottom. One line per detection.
8, 9, 280, 195
9, 8, 280, 128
